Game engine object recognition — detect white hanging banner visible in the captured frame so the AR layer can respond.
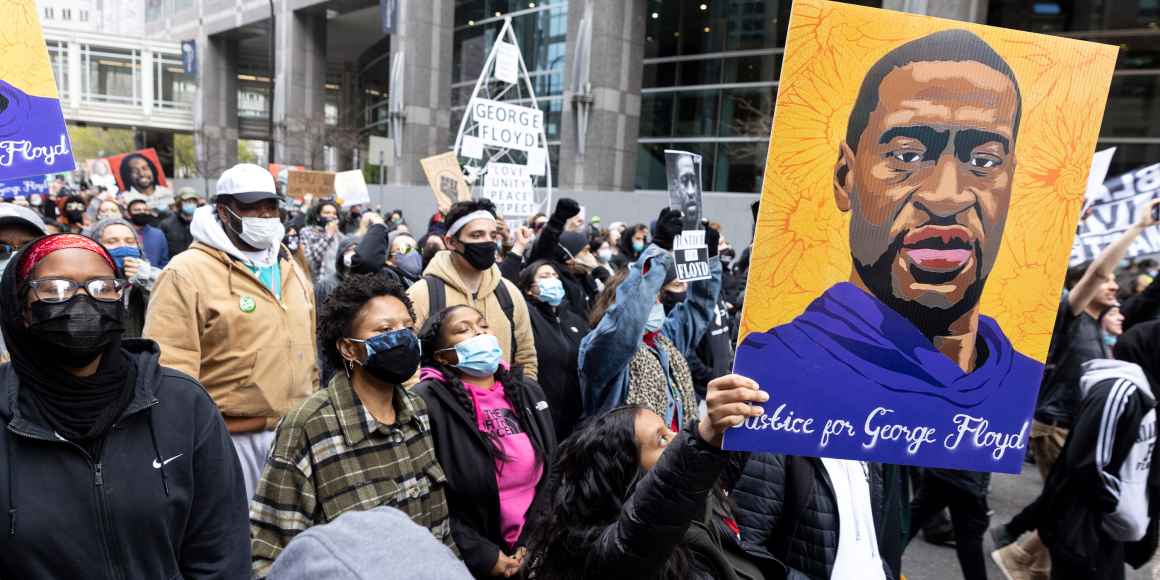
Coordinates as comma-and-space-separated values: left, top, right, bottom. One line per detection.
495, 42, 521, 85
482, 162, 537, 220
470, 98, 544, 151
527, 147, 547, 176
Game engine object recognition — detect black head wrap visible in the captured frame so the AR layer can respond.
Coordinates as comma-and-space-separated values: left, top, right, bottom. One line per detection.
1114, 320, 1160, 389
0, 236, 133, 441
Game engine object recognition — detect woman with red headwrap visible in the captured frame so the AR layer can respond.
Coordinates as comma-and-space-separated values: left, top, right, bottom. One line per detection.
0, 234, 250, 578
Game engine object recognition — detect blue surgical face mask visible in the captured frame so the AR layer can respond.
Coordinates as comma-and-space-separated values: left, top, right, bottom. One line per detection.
632, 240, 645, 253
1103, 334, 1118, 347
443, 333, 503, 377
181, 201, 198, 216
643, 302, 666, 334
106, 246, 141, 271
537, 278, 565, 306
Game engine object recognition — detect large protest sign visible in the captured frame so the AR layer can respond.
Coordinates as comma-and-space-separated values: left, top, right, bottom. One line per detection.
0, 0, 75, 181
104, 148, 172, 210
1070, 163, 1160, 266
665, 150, 710, 282
453, 17, 552, 217
724, 0, 1118, 473
334, 170, 370, 206
421, 152, 472, 213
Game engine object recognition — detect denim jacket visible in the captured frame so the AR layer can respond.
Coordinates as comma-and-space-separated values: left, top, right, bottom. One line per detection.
578, 244, 722, 426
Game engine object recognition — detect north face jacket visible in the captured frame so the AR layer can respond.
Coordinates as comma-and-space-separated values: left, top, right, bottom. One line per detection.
732, 453, 893, 580
0, 339, 250, 579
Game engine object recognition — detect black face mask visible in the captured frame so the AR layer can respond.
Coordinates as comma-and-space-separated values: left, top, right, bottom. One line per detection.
28, 294, 125, 368
130, 213, 157, 227
661, 291, 687, 315
457, 240, 498, 271
65, 210, 85, 224
352, 329, 421, 385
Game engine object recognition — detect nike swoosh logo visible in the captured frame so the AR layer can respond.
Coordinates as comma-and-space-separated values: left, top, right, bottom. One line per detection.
152, 454, 183, 469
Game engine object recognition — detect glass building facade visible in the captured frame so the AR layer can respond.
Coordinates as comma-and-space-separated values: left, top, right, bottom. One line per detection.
988, 0, 1160, 177
634, 0, 879, 192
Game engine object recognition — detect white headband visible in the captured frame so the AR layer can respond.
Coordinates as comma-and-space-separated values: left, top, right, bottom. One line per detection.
446, 210, 497, 238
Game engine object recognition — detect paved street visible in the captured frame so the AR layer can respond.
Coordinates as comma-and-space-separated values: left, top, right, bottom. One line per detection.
901, 463, 1155, 580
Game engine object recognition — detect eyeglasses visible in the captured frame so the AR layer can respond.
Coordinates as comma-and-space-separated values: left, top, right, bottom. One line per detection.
25, 277, 128, 304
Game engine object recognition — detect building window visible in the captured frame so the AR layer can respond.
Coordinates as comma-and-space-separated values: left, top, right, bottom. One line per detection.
155, 54, 195, 110
43, 7, 54, 20
80, 9, 89, 21
81, 46, 141, 106
988, 0, 1160, 176
636, 0, 879, 192
47, 41, 68, 99
62, 8, 71, 20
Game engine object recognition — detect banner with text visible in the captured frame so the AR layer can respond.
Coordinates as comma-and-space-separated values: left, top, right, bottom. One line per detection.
1070, 162, 1160, 265
482, 162, 537, 223
665, 149, 709, 281
0, 0, 76, 181
468, 98, 544, 152
725, 0, 1118, 473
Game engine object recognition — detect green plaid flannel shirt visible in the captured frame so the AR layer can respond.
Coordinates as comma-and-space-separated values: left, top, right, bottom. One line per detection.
250, 374, 455, 577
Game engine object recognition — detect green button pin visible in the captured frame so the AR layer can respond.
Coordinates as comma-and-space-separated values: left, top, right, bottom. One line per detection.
239, 296, 256, 313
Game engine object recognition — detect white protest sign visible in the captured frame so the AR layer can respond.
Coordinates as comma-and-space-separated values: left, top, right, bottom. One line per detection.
495, 42, 520, 85
461, 135, 484, 160
1071, 162, 1160, 265
482, 162, 537, 219
334, 170, 370, 206
469, 98, 544, 152
527, 147, 547, 176
1084, 147, 1116, 205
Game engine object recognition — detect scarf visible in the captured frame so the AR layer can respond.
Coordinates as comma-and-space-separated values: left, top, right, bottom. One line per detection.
626, 334, 697, 428
1, 235, 135, 441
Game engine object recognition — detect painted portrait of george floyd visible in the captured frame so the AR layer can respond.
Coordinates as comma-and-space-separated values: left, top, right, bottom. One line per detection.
723, 0, 1119, 473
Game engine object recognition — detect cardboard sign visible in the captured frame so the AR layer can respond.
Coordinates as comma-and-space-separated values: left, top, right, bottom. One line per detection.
0, 0, 75, 181
468, 98, 544, 152
420, 152, 472, 213
368, 136, 394, 167
482, 162, 537, 219
1071, 163, 1160, 265
334, 170, 370, 206
105, 148, 172, 210
724, 0, 1118, 473
284, 170, 335, 200
495, 42, 521, 85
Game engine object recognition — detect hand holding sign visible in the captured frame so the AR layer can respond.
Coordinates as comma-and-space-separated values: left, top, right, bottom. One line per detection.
653, 207, 683, 252
1140, 199, 1160, 228
699, 374, 769, 448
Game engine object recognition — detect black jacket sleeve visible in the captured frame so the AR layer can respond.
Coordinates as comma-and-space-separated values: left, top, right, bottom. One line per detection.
499, 251, 524, 283
587, 423, 729, 577
529, 215, 563, 265
350, 223, 389, 275
450, 517, 503, 576
180, 384, 251, 579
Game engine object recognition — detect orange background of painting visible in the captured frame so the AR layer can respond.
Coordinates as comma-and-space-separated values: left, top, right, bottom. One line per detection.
739, 0, 1118, 363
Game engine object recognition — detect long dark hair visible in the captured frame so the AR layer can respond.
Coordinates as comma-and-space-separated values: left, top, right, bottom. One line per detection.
418, 305, 545, 469
523, 406, 689, 579
306, 200, 339, 227
516, 259, 561, 297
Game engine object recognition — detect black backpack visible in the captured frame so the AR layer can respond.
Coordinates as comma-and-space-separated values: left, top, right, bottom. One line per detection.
424, 275, 519, 357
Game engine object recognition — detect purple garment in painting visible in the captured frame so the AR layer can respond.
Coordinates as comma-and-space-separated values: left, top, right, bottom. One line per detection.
0, 80, 74, 181
724, 282, 1044, 473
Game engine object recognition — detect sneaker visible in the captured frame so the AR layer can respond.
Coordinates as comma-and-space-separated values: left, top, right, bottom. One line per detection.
992, 544, 1034, 580
989, 524, 1015, 549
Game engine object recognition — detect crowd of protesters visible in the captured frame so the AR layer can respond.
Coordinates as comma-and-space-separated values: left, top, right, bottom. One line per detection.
0, 161, 1159, 580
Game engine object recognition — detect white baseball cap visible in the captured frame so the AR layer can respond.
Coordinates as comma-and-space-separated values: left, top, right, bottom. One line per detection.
215, 163, 279, 204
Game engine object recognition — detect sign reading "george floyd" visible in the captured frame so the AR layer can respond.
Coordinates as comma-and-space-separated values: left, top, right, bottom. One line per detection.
469, 98, 544, 151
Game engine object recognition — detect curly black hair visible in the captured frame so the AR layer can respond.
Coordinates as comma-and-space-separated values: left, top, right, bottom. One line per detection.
417, 304, 543, 468
306, 199, 340, 227
317, 272, 415, 373
522, 406, 690, 579
118, 153, 160, 192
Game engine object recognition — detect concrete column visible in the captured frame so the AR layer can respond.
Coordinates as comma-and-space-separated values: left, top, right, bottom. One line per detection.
558, 0, 646, 191
388, 0, 454, 186
194, 33, 239, 177
883, 0, 988, 23
274, 9, 327, 168
141, 49, 154, 116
